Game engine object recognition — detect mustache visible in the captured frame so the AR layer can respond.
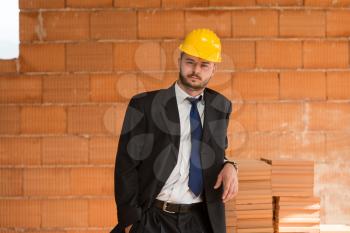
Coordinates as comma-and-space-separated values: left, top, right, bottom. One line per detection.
187, 73, 202, 79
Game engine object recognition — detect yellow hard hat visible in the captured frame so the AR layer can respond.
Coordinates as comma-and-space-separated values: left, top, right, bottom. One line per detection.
179, 28, 222, 63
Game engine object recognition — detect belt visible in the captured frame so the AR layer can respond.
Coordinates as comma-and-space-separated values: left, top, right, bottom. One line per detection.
153, 199, 203, 214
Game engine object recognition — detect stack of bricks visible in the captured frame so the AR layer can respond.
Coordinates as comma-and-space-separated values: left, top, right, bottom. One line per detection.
226, 159, 320, 233
275, 196, 321, 233
1, 0, 350, 231
261, 158, 321, 233
226, 159, 274, 233
262, 159, 315, 197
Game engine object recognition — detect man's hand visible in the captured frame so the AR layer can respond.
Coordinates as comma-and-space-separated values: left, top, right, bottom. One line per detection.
213, 163, 238, 203
125, 224, 132, 233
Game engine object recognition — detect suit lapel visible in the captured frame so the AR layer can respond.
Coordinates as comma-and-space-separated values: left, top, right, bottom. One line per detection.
159, 85, 220, 155
163, 84, 181, 148
201, 89, 225, 171
155, 85, 222, 173
202, 89, 216, 144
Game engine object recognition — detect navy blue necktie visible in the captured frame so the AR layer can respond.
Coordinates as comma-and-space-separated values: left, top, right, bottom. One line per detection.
187, 96, 203, 197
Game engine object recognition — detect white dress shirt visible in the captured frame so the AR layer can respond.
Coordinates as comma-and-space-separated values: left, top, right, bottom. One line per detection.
156, 82, 205, 204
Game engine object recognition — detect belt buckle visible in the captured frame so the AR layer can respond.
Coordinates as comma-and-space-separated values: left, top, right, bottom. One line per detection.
162, 202, 176, 214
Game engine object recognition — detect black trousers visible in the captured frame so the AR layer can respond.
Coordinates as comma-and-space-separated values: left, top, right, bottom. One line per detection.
131, 203, 214, 233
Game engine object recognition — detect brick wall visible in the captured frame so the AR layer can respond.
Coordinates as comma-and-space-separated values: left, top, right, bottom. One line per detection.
0, 0, 350, 231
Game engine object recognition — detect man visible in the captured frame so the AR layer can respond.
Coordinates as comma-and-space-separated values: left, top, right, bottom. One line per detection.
111, 28, 238, 233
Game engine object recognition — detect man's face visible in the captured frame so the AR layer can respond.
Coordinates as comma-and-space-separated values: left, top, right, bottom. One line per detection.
178, 53, 216, 91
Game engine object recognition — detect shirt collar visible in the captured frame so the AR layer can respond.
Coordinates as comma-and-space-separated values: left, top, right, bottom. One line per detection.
175, 81, 205, 105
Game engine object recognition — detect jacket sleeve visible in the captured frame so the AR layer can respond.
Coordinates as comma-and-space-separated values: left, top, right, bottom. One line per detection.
224, 101, 233, 162
114, 96, 146, 228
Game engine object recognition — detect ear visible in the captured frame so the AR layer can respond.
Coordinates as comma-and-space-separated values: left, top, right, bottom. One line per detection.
178, 52, 183, 67
212, 63, 217, 76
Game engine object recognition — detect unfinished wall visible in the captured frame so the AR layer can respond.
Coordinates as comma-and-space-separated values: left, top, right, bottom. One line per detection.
0, 0, 350, 232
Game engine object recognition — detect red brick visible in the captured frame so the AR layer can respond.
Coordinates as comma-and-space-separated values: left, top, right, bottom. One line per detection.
327, 72, 350, 99
244, 132, 283, 159
91, 11, 137, 40
43, 74, 89, 103
42, 136, 89, 165
89, 136, 118, 165
24, 168, 71, 196
0, 106, 20, 134
307, 103, 350, 131
136, 42, 166, 72
161, 40, 181, 71
257, 41, 302, 68
0, 76, 42, 103
280, 10, 326, 37
209, 0, 255, 6
226, 131, 247, 157
255, 132, 325, 161
163, 0, 208, 7
115, 104, 128, 136
185, 11, 231, 38
19, 12, 38, 42
280, 71, 326, 100
67, 231, 107, 233
303, 41, 349, 68
231, 103, 257, 132
19, 0, 65, 9
0, 59, 17, 73
24, 231, 104, 233
206, 72, 233, 100
21, 106, 67, 134
113, 42, 139, 71
227, 132, 261, 159
293, 132, 326, 161
20, 44, 65, 72
327, 10, 350, 37
232, 10, 278, 38
71, 167, 114, 195
240, 132, 326, 161
138, 72, 178, 92
232, 72, 279, 100
0, 199, 41, 227
229, 126, 245, 152
0, 169, 23, 196
257, 103, 304, 131
66, 43, 113, 72
114, 42, 164, 71
66, 0, 112, 7
42, 199, 88, 227
25, 231, 65, 233
326, 132, 350, 162
277, 132, 326, 161
257, 0, 303, 6
42, 11, 90, 41
138, 10, 184, 39
114, 0, 160, 7
0, 137, 41, 165
230, 91, 245, 116
68, 105, 117, 134
89, 198, 116, 227
219, 41, 255, 70
90, 74, 138, 103
315, 162, 350, 222
305, 0, 350, 7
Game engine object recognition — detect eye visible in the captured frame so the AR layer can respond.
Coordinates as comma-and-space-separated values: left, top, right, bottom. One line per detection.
201, 63, 209, 68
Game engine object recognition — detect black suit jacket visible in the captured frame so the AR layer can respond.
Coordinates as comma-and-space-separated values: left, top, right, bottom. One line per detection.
111, 84, 232, 233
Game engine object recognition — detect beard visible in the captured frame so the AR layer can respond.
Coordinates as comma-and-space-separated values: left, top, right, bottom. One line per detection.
179, 68, 210, 91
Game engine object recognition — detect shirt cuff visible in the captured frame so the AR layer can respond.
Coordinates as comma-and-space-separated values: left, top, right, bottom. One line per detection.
223, 160, 238, 171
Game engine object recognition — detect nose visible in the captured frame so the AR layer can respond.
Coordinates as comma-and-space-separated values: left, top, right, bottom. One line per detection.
193, 63, 201, 74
